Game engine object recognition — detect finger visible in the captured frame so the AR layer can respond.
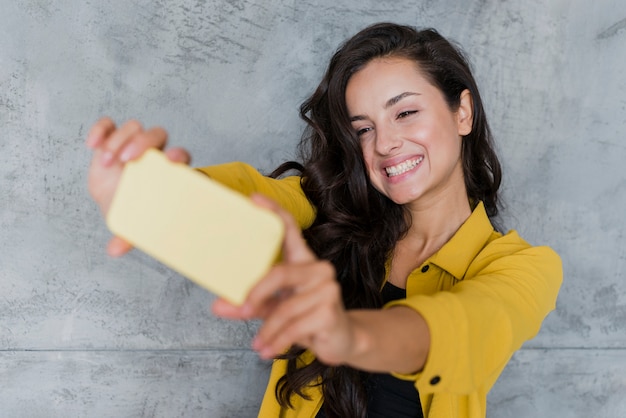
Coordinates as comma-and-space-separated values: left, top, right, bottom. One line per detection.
253, 276, 330, 351
264, 306, 344, 363
211, 298, 250, 319
99, 119, 143, 166
254, 272, 338, 354
164, 147, 191, 165
250, 194, 316, 264
86, 117, 116, 149
212, 295, 282, 322
255, 312, 319, 359
243, 262, 314, 316
256, 299, 339, 360
211, 298, 238, 317
117, 126, 170, 162
106, 236, 133, 257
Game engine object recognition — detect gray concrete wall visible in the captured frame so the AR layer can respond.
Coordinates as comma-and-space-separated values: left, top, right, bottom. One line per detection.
1, 0, 624, 416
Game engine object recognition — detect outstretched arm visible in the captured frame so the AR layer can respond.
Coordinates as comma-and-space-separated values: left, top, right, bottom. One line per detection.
213, 194, 431, 375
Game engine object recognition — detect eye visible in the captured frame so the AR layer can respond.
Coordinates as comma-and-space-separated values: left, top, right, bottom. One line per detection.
356, 127, 372, 137
397, 110, 417, 119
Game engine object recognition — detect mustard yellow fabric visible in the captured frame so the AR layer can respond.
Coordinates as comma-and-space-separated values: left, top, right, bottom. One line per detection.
196, 162, 315, 230
198, 162, 563, 418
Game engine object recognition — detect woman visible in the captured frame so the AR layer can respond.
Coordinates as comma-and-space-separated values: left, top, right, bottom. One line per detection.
87, 23, 562, 418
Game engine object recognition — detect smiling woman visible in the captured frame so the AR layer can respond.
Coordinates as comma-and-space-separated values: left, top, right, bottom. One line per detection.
347, 57, 472, 211
86, 22, 563, 418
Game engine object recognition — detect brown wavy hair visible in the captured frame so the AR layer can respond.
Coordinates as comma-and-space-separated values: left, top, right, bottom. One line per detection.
270, 22, 502, 417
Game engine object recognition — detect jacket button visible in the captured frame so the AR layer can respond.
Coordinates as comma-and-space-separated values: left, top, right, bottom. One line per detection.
421, 265, 430, 273
430, 376, 441, 385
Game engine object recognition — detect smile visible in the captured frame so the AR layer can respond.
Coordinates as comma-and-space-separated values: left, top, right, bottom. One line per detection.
385, 157, 424, 177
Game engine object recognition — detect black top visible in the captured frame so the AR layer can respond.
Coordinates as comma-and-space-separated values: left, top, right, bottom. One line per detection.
315, 281, 424, 417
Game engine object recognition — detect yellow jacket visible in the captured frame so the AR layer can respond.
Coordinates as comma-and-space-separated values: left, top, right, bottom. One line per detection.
197, 163, 563, 418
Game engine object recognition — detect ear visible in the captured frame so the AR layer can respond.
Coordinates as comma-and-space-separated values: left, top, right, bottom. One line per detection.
456, 89, 473, 136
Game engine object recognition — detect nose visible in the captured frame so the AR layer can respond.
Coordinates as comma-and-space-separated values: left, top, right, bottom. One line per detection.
374, 125, 402, 155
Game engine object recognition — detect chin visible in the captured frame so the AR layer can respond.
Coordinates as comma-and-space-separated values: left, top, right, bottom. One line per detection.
387, 193, 416, 206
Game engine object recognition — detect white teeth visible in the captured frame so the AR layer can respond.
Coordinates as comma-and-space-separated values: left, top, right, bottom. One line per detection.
385, 157, 424, 177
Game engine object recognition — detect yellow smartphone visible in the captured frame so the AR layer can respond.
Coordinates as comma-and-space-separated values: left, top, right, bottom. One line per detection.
106, 149, 284, 305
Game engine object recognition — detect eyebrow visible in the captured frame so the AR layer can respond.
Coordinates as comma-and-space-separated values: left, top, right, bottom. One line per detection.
385, 92, 420, 108
349, 92, 420, 122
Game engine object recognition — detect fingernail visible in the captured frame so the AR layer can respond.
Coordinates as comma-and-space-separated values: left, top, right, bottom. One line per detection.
119, 146, 135, 162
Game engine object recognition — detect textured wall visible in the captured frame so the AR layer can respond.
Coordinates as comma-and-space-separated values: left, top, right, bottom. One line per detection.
1, 0, 625, 417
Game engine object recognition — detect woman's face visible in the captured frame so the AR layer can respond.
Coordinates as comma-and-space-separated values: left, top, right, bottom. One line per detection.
345, 57, 472, 208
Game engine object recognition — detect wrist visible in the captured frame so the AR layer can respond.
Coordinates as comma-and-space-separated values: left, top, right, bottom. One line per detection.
344, 311, 375, 367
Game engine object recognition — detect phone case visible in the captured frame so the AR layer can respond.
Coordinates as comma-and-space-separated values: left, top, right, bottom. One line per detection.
106, 149, 284, 305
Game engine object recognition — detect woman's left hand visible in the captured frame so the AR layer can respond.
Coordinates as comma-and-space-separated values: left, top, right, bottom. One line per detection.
212, 194, 354, 365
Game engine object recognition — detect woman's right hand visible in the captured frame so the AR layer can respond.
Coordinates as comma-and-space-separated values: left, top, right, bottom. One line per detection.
86, 117, 191, 256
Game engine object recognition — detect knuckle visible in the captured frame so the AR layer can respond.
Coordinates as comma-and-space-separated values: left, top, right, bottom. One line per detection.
320, 260, 335, 275
317, 261, 336, 282
134, 130, 152, 144
96, 116, 114, 128
150, 125, 168, 138
125, 119, 143, 131
282, 326, 297, 344
322, 279, 342, 301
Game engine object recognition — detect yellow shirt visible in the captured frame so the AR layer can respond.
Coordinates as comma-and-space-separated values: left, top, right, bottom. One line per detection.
197, 163, 563, 418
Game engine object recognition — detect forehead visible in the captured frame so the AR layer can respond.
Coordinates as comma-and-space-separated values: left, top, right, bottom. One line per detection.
354, 56, 427, 81
345, 57, 434, 108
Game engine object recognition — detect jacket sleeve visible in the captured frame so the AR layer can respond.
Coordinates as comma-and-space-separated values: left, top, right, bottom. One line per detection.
195, 162, 315, 230
386, 236, 563, 395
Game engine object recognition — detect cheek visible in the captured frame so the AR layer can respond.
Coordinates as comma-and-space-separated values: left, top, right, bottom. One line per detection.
359, 142, 374, 169
359, 144, 384, 186
422, 121, 461, 153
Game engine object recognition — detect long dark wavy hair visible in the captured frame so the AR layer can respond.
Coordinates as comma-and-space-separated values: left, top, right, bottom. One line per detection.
270, 22, 502, 417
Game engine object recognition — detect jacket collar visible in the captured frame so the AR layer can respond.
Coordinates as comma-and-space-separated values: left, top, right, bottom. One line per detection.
428, 201, 495, 280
